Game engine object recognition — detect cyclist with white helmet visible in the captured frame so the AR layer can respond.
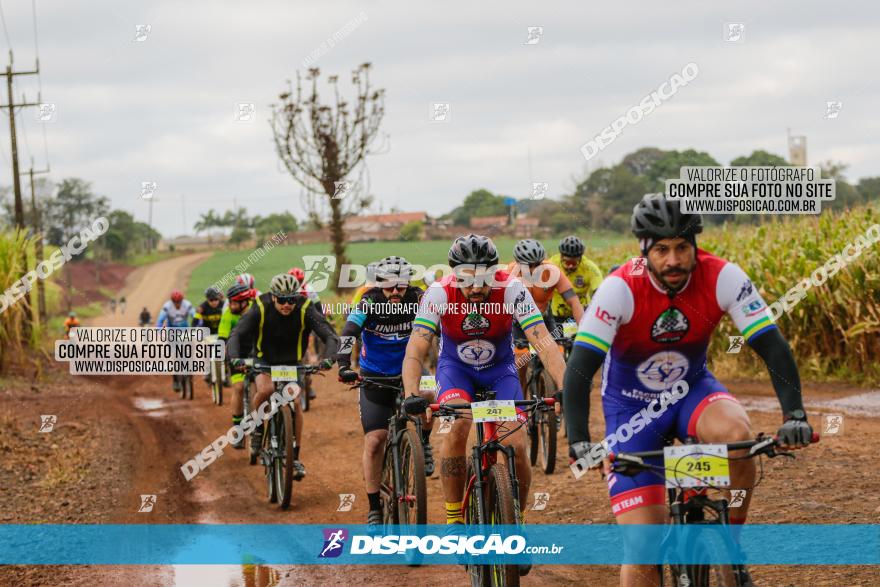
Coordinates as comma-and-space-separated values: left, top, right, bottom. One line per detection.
335, 255, 434, 525
227, 273, 340, 478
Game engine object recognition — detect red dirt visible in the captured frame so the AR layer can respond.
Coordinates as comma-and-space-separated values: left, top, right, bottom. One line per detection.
2, 254, 879, 586
60, 260, 136, 308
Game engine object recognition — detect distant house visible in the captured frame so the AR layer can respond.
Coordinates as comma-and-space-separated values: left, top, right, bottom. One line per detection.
287, 211, 429, 244
158, 232, 229, 251
469, 215, 509, 235
469, 213, 542, 238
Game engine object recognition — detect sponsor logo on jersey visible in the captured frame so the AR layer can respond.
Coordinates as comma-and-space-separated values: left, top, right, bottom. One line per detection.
636, 350, 690, 391
461, 312, 490, 337
456, 340, 496, 366
741, 300, 765, 317
736, 279, 754, 302
650, 307, 690, 343
575, 275, 585, 288
594, 306, 618, 326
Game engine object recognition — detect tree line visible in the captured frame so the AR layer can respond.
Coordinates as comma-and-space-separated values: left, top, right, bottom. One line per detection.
443, 148, 880, 233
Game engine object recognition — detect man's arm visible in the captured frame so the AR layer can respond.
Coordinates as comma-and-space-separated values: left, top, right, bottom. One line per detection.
524, 321, 567, 388
305, 303, 340, 358
335, 320, 364, 369
227, 303, 259, 359
403, 326, 434, 396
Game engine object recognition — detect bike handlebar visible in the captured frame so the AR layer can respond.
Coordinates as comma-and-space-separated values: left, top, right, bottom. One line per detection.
609, 432, 820, 463
428, 397, 555, 412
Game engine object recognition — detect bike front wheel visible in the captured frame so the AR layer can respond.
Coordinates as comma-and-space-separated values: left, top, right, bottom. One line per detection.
274, 406, 295, 509
396, 427, 427, 527
485, 462, 519, 586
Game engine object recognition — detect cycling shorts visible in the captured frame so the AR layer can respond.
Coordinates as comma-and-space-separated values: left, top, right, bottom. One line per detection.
358, 371, 400, 433
436, 359, 526, 423
603, 371, 740, 517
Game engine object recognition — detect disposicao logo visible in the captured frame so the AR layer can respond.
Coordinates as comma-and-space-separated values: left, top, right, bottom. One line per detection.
319, 528, 348, 558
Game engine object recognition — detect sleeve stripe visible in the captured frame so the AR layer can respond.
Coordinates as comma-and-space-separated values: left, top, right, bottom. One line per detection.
575, 331, 610, 353
519, 314, 543, 330
742, 316, 775, 340
574, 340, 609, 356
413, 318, 438, 332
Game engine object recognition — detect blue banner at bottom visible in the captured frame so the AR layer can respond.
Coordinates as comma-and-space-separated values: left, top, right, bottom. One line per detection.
0, 525, 878, 565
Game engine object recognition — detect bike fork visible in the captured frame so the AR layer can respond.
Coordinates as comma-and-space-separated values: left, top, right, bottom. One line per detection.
502, 444, 523, 524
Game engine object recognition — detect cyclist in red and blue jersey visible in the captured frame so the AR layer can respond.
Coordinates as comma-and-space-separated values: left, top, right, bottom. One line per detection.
156, 290, 196, 392
564, 193, 813, 587
402, 234, 566, 554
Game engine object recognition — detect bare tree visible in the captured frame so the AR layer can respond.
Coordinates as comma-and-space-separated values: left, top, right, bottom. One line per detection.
271, 63, 385, 290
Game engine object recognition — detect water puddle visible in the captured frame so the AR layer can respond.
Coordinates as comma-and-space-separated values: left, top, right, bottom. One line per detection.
132, 397, 166, 412
172, 564, 280, 586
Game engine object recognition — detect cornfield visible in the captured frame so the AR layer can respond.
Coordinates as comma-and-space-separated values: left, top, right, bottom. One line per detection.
586, 204, 880, 385
0, 230, 36, 373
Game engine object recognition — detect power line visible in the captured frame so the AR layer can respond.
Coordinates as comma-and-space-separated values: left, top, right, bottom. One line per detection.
0, 1, 12, 52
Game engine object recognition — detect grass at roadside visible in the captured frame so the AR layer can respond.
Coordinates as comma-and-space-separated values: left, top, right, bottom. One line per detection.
185, 232, 628, 300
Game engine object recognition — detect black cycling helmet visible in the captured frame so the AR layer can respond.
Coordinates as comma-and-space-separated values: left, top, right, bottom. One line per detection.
448, 234, 499, 267
631, 193, 703, 240
513, 239, 546, 265
204, 286, 222, 300
226, 282, 251, 301
558, 235, 585, 258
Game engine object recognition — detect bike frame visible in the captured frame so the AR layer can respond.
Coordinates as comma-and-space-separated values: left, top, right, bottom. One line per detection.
462, 395, 523, 526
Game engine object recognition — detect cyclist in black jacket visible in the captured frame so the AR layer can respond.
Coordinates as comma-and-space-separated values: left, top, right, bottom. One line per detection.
228, 273, 340, 479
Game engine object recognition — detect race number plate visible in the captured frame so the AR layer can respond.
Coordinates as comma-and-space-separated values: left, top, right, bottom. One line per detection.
471, 400, 517, 423
562, 321, 578, 338
419, 375, 438, 392
663, 444, 730, 488
271, 365, 298, 382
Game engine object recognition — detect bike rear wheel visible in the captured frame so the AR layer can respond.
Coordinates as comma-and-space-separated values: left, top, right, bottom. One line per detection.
537, 370, 557, 474
526, 366, 540, 467
397, 427, 427, 527
274, 406, 295, 509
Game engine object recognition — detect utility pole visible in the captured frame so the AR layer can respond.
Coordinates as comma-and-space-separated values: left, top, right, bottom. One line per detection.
27, 158, 50, 323
0, 51, 41, 336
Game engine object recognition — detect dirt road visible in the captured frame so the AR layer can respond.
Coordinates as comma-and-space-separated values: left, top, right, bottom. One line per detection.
3, 253, 879, 586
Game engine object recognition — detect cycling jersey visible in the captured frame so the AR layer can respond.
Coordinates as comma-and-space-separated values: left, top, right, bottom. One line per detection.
572, 250, 775, 515
194, 300, 223, 334
414, 272, 543, 414
227, 292, 339, 365
505, 261, 574, 315
350, 285, 371, 308
548, 253, 603, 319
217, 301, 253, 340
156, 300, 195, 328
337, 286, 422, 376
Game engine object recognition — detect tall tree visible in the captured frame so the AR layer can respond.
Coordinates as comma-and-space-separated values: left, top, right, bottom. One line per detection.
271, 63, 385, 291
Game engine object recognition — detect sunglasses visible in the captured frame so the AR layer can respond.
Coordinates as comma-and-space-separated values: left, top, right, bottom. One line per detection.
381, 283, 409, 292
274, 295, 298, 305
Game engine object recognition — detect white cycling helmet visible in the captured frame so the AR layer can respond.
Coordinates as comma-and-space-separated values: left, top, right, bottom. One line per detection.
236, 273, 255, 289
269, 273, 301, 296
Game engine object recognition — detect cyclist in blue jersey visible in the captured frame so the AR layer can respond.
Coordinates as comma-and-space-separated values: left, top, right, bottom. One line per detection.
336, 256, 434, 525
156, 290, 196, 391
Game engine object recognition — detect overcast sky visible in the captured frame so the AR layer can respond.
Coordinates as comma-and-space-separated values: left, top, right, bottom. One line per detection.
1, 0, 877, 237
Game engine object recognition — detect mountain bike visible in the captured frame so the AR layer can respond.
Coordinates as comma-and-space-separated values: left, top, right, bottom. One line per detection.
248, 362, 328, 509
206, 334, 224, 405
356, 375, 427, 528
514, 338, 561, 475
610, 432, 820, 587
424, 391, 555, 586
